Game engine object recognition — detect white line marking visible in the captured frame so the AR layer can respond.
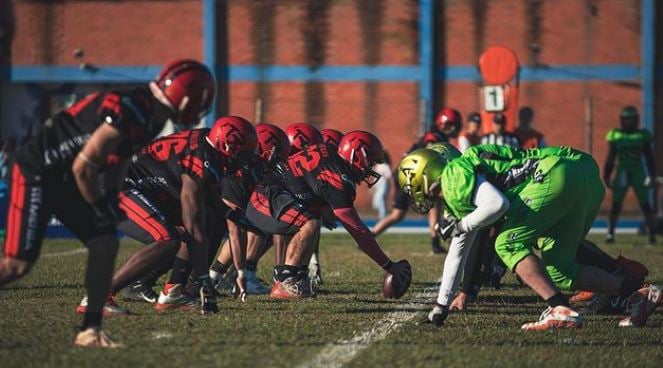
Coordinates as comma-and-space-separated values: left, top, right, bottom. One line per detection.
42, 248, 87, 258
298, 287, 436, 368
323, 227, 638, 234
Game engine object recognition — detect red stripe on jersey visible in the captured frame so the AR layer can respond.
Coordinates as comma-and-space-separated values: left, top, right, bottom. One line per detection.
66, 93, 100, 117
118, 193, 171, 242
249, 191, 271, 217
318, 170, 344, 191
180, 155, 204, 179
5, 164, 26, 258
99, 93, 122, 117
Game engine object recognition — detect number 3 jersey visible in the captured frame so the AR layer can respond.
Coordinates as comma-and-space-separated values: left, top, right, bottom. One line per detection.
276, 144, 358, 210
124, 129, 224, 201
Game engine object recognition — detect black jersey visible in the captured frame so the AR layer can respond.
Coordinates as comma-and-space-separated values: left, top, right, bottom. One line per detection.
125, 128, 224, 201
278, 144, 357, 209
15, 87, 168, 172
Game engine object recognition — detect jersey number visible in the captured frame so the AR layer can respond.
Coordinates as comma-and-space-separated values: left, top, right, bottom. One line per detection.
290, 150, 322, 177
149, 136, 188, 162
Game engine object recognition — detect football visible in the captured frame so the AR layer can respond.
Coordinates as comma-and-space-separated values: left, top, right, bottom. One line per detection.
382, 260, 412, 299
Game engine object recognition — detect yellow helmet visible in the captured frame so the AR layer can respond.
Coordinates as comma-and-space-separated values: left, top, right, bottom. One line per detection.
397, 147, 452, 213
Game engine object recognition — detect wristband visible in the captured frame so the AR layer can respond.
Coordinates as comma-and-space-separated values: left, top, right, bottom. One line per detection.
381, 260, 393, 271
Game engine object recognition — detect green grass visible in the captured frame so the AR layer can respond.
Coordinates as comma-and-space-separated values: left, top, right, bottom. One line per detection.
1, 234, 663, 367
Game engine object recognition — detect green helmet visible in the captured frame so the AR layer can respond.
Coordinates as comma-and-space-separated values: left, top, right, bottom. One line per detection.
427, 142, 462, 161
620, 106, 639, 119
397, 147, 455, 214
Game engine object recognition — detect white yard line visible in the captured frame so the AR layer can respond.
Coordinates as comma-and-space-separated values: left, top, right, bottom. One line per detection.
42, 248, 87, 258
298, 287, 437, 368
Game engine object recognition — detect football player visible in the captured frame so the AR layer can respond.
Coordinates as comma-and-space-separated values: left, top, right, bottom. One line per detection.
604, 106, 656, 244
246, 130, 411, 299
398, 145, 662, 329
372, 108, 462, 254
77, 116, 257, 315
0, 59, 215, 347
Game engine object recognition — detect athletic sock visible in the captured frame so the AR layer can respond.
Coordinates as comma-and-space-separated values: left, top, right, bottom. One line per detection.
168, 257, 192, 285
82, 312, 102, 330
209, 259, 229, 280
431, 235, 441, 249
618, 276, 642, 298
545, 292, 569, 308
274, 265, 299, 282
246, 260, 258, 272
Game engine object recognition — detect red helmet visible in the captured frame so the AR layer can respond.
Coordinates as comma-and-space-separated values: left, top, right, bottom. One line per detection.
207, 116, 258, 158
321, 128, 344, 149
256, 123, 290, 162
154, 59, 216, 127
285, 122, 323, 154
435, 108, 462, 136
337, 130, 385, 187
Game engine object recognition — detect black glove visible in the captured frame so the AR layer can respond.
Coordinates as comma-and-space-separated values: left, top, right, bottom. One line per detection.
435, 217, 462, 241
427, 304, 449, 327
384, 259, 412, 298
199, 276, 219, 315
322, 215, 337, 230
91, 193, 125, 228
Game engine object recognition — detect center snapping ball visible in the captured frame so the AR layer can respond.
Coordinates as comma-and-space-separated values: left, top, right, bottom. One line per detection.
382, 260, 412, 299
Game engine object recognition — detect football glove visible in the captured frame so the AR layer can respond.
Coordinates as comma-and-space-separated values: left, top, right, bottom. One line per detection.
199, 276, 219, 315
435, 216, 462, 241
384, 259, 412, 297
91, 192, 125, 228
427, 304, 449, 327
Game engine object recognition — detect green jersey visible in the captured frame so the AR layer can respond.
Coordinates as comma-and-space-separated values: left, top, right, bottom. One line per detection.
440, 145, 581, 218
606, 128, 653, 172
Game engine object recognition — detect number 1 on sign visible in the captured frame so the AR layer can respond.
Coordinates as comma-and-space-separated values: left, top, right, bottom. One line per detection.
483, 85, 505, 112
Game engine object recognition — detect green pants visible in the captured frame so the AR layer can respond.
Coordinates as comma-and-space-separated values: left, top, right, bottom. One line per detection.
611, 168, 654, 208
495, 153, 605, 290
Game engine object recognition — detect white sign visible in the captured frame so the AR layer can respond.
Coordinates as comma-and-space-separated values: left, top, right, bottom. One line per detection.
483, 85, 505, 112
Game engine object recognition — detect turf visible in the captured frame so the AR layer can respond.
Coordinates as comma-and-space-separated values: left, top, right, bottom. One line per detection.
1, 234, 663, 367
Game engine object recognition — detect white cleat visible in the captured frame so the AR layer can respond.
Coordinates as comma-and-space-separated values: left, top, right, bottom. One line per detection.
155, 284, 200, 312
74, 327, 122, 348
521, 306, 584, 331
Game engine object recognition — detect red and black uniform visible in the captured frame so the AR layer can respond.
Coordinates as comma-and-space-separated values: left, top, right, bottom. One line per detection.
392, 131, 448, 210
118, 128, 224, 245
247, 144, 356, 235
4, 88, 167, 261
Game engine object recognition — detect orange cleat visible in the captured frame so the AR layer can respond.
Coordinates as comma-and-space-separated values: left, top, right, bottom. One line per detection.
155, 283, 200, 312
569, 290, 594, 303
521, 306, 584, 331
269, 278, 309, 300
75, 295, 129, 317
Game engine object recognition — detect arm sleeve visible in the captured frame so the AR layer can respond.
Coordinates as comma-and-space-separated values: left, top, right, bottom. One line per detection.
333, 207, 390, 267
457, 175, 510, 233
436, 230, 479, 306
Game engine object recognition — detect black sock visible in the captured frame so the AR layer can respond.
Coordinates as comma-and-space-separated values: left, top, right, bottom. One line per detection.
82, 312, 102, 330
274, 265, 299, 282
246, 260, 258, 272
432, 236, 441, 248
545, 292, 569, 308
168, 257, 191, 285
618, 276, 642, 298
297, 266, 309, 280
210, 259, 229, 274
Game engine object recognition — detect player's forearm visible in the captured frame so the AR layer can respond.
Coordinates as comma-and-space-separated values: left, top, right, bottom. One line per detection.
335, 207, 390, 267
458, 177, 509, 233
437, 231, 478, 306
226, 219, 247, 270
72, 157, 102, 204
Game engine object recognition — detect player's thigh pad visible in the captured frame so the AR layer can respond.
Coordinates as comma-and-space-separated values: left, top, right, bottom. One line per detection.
117, 189, 181, 244
3, 163, 52, 262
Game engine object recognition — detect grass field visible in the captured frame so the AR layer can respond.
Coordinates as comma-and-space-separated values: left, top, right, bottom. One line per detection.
1, 233, 663, 367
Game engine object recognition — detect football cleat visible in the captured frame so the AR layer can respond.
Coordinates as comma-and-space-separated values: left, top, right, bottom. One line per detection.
213, 268, 238, 296
569, 290, 595, 304
521, 306, 584, 331
119, 281, 158, 304
76, 295, 129, 317
74, 327, 122, 348
155, 283, 200, 312
605, 233, 615, 244
269, 277, 311, 300
619, 284, 663, 327
427, 304, 449, 326
245, 270, 270, 295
